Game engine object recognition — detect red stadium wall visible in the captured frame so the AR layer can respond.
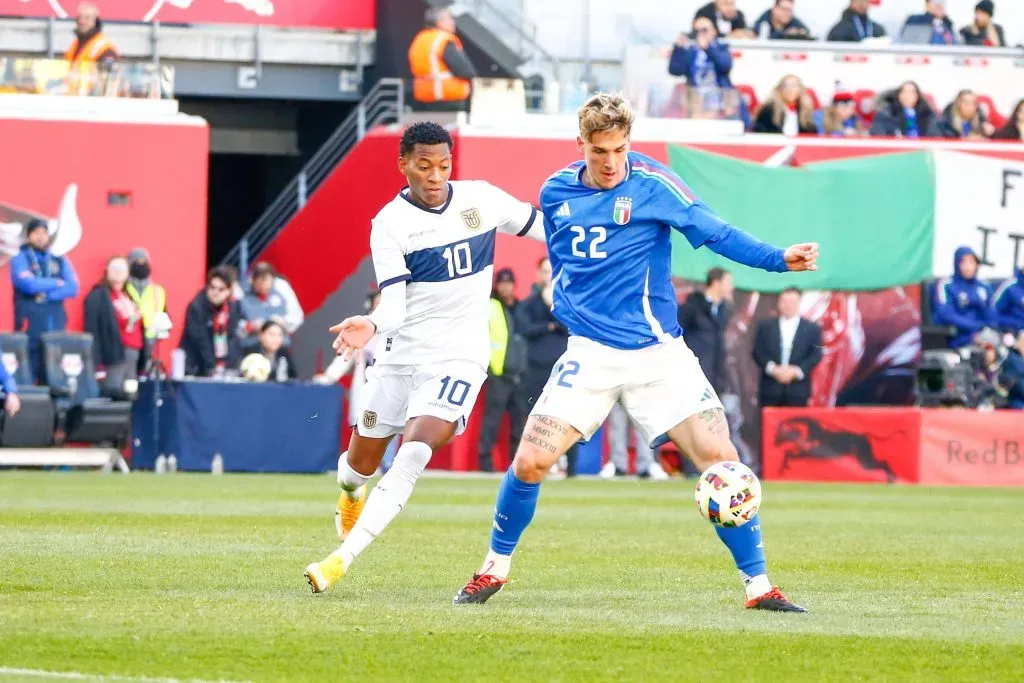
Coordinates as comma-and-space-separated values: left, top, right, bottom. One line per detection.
0, 117, 210, 362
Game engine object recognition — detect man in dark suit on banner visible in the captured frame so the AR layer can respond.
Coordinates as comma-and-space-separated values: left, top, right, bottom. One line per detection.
752, 287, 823, 407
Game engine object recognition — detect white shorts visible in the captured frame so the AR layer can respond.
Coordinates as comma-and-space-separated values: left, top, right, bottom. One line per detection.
355, 360, 487, 439
531, 335, 723, 446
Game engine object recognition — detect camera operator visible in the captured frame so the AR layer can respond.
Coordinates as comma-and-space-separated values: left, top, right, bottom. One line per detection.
974, 329, 1024, 409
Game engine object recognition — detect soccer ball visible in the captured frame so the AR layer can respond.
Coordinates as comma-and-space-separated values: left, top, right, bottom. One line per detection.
239, 353, 272, 382
694, 461, 761, 528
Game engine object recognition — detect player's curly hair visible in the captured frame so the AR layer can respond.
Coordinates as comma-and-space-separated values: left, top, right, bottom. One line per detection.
578, 93, 634, 142
399, 121, 453, 157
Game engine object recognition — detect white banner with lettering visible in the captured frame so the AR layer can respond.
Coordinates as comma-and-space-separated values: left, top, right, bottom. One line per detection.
933, 151, 1024, 280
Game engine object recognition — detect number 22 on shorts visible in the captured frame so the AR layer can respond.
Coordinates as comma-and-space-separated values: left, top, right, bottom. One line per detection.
556, 361, 580, 388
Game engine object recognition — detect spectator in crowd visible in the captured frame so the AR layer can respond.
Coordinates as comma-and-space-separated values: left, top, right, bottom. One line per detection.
602, 400, 669, 480
679, 267, 733, 395
818, 87, 867, 137
974, 328, 1024, 409
515, 258, 576, 476
991, 267, 1024, 334
752, 0, 812, 40
827, 0, 886, 42
869, 81, 936, 138
408, 7, 476, 112
668, 16, 746, 124
0, 358, 20, 418
254, 320, 298, 383
125, 247, 168, 369
753, 75, 817, 136
11, 218, 79, 382
992, 100, 1024, 141
316, 289, 400, 474
752, 287, 823, 408
902, 1, 956, 45
240, 262, 304, 350
668, 17, 734, 90
84, 256, 144, 397
933, 247, 994, 348
694, 0, 753, 39
65, 2, 118, 65
932, 90, 994, 139
181, 266, 243, 378
477, 268, 527, 473
999, 333, 1024, 409
960, 1, 1005, 47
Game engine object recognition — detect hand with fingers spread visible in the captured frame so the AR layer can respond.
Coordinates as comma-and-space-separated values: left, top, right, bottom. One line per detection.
784, 242, 819, 272
330, 316, 377, 360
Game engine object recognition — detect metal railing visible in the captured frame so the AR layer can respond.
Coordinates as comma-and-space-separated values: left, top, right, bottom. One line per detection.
221, 78, 404, 272
461, 0, 560, 82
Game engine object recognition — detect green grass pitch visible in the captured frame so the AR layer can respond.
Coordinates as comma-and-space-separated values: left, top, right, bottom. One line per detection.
1, 472, 1022, 682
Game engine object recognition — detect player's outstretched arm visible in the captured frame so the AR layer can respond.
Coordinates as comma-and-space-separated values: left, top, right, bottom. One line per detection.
330, 280, 408, 359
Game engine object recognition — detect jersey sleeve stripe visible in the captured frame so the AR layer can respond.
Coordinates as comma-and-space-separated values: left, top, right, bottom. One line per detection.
992, 279, 1013, 304
516, 206, 538, 237
544, 162, 584, 182
378, 274, 411, 290
631, 164, 696, 206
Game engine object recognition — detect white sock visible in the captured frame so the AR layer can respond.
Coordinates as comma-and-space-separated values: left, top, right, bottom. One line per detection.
334, 441, 432, 570
478, 549, 512, 579
743, 573, 772, 601
337, 451, 371, 501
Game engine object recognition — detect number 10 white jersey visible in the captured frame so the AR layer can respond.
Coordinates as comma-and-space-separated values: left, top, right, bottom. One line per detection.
369, 180, 538, 370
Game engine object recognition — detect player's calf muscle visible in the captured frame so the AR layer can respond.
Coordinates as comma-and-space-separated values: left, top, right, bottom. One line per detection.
512, 415, 577, 482
669, 408, 739, 471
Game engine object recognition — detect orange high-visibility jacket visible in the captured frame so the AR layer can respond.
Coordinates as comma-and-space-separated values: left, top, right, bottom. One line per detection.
408, 28, 471, 103
64, 32, 119, 64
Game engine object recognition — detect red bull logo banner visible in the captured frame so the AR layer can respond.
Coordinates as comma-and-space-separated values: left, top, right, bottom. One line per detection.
5, 0, 375, 30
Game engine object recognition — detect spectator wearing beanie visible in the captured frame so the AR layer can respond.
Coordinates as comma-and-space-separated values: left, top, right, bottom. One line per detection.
870, 81, 936, 138
960, 1, 1005, 47
125, 246, 168, 364
817, 86, 867, 137
11, 218, 79, 382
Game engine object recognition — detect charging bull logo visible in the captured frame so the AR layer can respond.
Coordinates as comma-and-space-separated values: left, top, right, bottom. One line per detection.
0, 184, 82, 267
20, 0, 274, 21
773, 417, 898, 482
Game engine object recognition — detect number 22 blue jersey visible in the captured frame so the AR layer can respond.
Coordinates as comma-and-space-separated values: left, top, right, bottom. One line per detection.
540, 151, 787, 350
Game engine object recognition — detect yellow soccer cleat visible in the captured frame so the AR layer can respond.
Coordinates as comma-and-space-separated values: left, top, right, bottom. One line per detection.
334, 485, 367, 541
304, 554, 345, 594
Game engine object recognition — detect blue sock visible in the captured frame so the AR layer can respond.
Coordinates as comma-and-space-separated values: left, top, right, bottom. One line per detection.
714, 514, 767, 580
489, 468, 541, 555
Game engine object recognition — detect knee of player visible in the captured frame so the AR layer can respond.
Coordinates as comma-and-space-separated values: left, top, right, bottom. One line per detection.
703, 441, 739, 465
511, 449, 548, 483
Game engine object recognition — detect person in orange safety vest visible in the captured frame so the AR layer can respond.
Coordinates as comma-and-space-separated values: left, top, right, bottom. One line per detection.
408, 7, 477, 111
65, 2, 119, 96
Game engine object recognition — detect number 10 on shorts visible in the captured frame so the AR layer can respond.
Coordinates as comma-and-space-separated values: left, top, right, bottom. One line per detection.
438, 376, 471, 406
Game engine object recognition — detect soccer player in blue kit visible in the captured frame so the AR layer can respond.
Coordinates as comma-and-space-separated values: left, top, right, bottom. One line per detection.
453, 93, 818, 611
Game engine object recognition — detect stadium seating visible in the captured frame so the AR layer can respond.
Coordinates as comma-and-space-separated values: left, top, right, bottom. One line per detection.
41, 332, 132, 446
0, 333, 55, 448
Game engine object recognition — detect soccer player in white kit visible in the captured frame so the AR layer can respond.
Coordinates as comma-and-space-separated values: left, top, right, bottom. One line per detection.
304, 122, 542, 593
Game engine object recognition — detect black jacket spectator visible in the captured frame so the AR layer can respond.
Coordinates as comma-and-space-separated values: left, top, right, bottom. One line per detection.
992, 100, 1024, 141
752, 2, 811, 40
753, 315, 823, 407
515, 286, 569, 407
84, 284, 143, 369
827, 5, 886, 42
694, 1, 747, 37
870, 84, 937, 138
753, 77, 818, 135
678, 293, 731, 393
960, 1, 1004, 46
931, 94, 991, 139
181, 288, 243, 378
265, 347, 299, 382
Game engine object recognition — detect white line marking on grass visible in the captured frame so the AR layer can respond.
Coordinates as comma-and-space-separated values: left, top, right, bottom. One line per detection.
0, 667, 251, 683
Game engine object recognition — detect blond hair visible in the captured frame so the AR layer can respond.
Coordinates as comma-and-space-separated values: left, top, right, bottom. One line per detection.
578, 93, 635, 141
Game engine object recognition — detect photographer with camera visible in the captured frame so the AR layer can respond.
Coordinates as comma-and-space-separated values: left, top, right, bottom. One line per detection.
973, 329, 1024, 409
